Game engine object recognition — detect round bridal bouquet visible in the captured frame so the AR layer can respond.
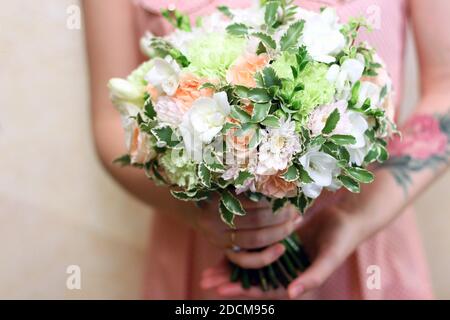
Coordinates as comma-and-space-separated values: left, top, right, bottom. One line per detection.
108, 0, 396, 291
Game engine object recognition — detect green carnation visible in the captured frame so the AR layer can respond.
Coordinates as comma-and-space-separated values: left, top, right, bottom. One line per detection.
292, 62, 335, 116
272, 52, 297, 80
127, 60, 153, 86
274, 54, 335, 122
185, 33, 246, 78
160, 150, 198, 190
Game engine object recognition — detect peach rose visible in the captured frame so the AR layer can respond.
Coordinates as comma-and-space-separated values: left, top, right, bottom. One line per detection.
128, 125, 156, 164
173, 74, 214, 112
146, 84, 160, 102
255, 173, 298, 199
226, 53, 270, 88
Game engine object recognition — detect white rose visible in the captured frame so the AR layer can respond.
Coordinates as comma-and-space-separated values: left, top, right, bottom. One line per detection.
299, 148, 340, 188
299, 148, 341, 199
357, 81, 381, 109
108, 78, 143, 106
301, 8, 346, 63
180, 92, 231, 162
327, 57, 365, 100
144, 57, 180, 96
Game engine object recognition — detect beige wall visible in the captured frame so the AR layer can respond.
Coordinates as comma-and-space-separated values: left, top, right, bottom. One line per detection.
0, 0, 449, 299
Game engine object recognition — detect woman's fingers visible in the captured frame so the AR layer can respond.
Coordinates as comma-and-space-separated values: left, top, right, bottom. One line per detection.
234, 206, 297, 230
200, 271, 230, 290
230, 216, 302, 249
225, 243, 285, 269
217, 283, 287, 299
287, 247, 342, 298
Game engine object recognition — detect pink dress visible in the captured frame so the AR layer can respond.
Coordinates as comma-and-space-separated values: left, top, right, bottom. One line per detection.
134, 0, 434, 299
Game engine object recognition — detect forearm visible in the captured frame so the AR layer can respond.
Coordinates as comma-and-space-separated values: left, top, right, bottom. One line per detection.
341, 95, 450, 239
93, 116, 200, 223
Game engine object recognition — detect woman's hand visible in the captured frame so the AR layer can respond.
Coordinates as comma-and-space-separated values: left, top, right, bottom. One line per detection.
200, 202, 367, 299
192, 195, 303, 270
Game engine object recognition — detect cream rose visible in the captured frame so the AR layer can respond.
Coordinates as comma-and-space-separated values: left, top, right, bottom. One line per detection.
144, 57, 180, 96
180, 92, 231, 162
300, 8, 346, 63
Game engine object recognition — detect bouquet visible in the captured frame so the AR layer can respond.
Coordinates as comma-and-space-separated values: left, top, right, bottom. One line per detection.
108, 0, 396, 291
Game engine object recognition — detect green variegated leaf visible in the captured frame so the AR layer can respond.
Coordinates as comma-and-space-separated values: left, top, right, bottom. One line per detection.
377, 144, 389, 162
215, 177, 231, 189
234, 123, 257, 137
235, 170, 254, 187
251, 103, 271, 122
299, 167, 314, 184
248, 88, 271, 103
170, 190, 210, 201
272, 198, 288, 214
329, 135, 356, 145
151, 126, 179, 147
282, 165, 299, 182
262, 67, 282, 87
221, 190, 246, 216
230, 105, 251, 123
249, 128, 261, 149
234, 85, 250, 98
246, 191, 263, 202
297, 193, 311, 215
199, 82, 217, 90
198, 163, 211, 188
338, 175, 360, 193
345, 167, 375, 183
144, 94, 156, 119
204, 158, 225, 173
222, 122, 239, 133
350, 81, 361, 106
322, 108, 340, 135
261, 115, 281, 128
219, 201, 235, 228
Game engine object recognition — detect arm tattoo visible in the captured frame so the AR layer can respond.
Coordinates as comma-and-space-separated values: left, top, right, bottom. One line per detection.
382, 111, 450, 193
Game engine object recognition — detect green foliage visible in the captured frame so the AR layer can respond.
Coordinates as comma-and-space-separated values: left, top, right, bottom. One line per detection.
322, 108, 341, 134
221, 190, 246, 216
280, 20, 305, 51
345, 167, 375, 183
265, 1, 280, 27
161, 9, 192, 32
113, 154, 131, 167
151, 126, 179, 148
148, 38, 190, 67
338, 175, 360, 193
282, 165, 300, 182
226, 23, 250, 37
143, 94, 156, 119
251, 103, 271, 122
217, 5, 233, 18
252, 32, 277, 50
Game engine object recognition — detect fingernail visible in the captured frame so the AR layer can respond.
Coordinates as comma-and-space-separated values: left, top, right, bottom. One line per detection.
294, 217, 302, 226
288, 284, 304, 298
